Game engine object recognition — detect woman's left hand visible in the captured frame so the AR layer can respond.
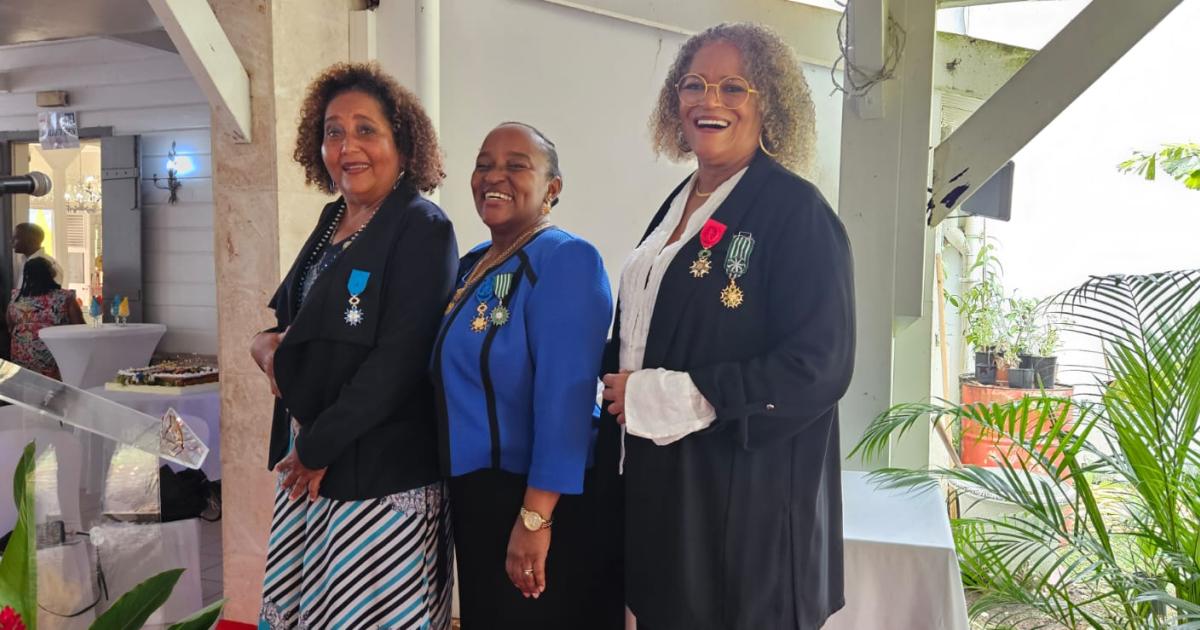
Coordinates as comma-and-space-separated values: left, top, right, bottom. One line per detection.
275, 451, 327, 502
601, 372, 631, 424
506, 520, 551, 599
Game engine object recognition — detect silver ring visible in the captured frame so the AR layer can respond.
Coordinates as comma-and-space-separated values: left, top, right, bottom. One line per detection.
522, 568, 534, 575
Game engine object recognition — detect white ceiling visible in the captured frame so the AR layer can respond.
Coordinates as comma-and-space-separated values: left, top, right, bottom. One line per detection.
0, 0, 162, 47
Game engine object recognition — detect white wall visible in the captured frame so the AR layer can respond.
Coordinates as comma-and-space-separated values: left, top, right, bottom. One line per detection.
0, 37, 216, 354
981, 0, 1200, 387
379, 0, 843, 292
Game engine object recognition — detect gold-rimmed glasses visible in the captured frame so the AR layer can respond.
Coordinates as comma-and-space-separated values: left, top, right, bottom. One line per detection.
675, 73, 761, 109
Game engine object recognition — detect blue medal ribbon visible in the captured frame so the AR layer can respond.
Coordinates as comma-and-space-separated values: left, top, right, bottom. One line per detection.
348, 269, 370, 295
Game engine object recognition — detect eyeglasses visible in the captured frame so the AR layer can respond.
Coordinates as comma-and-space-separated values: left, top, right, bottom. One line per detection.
675, 74, 761, 109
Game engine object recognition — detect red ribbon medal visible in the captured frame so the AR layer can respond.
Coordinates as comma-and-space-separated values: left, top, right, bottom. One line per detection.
690, 218, 727, 278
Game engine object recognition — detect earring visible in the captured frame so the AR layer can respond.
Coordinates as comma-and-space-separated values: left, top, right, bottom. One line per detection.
542, 200, 552, 215
393, 169, 406, 190
759, 134, 777, 158
330, 177, 339, 193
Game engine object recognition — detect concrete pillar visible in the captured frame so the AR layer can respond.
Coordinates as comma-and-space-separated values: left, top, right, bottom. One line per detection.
207, 0, 350, 621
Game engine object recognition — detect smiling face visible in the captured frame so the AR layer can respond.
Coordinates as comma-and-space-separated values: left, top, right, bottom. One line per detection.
321, 90, 405, 205
679, 40, 763, 169
470, 124, 561, 234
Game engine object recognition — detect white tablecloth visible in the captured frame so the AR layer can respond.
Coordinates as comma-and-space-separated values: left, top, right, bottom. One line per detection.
39, 324, 166, 389
823, 471, 969, 630
87, 386, 221, 480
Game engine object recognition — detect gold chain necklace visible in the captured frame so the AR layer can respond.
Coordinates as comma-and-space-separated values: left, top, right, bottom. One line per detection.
445, 220, 552, 315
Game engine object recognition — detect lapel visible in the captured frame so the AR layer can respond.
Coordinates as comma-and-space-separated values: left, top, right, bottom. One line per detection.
282, 199, 343, 323
641, 150, 775, 369
280, 185, 415, 347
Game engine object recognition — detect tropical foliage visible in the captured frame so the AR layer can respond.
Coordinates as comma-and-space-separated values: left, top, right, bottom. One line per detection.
853, 270, 1200, 628
1119, 143, 1200, 191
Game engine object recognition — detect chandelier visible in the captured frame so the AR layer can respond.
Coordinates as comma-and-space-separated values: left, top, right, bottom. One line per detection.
65, 175, 102, 214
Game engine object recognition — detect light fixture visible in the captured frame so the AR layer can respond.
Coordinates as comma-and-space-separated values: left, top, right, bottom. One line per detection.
152, 141, 183, 204
64, 175, 102, 213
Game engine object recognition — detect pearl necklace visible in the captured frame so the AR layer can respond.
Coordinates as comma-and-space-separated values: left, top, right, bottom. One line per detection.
295, 197, 384, 309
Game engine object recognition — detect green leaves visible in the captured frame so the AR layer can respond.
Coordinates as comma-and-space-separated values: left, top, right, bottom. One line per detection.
90, 569, 182, 630
854, 270, 1200, 628
0, 442, 36, 630
166, 599, 225, 630
1118, 143, 1200, 192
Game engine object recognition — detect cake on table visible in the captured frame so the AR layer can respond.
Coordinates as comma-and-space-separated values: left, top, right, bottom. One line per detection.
108, 359, 219, 393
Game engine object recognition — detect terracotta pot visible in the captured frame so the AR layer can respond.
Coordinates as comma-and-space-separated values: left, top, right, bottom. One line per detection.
960, 379, 1075, 477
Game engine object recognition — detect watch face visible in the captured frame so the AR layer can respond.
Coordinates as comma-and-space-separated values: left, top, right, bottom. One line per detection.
522, 510, 543, 531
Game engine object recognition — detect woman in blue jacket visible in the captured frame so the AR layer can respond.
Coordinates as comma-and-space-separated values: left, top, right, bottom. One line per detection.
432, 122, 622, 629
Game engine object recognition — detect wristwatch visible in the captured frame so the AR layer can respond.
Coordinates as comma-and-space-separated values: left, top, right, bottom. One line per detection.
519, 507, 553, 531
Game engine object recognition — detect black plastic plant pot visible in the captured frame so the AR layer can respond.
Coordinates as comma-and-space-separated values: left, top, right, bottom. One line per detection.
1020, 355, 1058, 388
974, 351, 998, 385
1008, 368, 1036, 389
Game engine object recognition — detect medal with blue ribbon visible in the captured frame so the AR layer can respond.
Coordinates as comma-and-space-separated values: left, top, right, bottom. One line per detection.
720, 232, 755, 309
471, 277, 494, 333
489, 273, 514, 327
344, 269, 370, 326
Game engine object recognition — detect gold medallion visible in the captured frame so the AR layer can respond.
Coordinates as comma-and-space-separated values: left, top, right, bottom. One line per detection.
689, 253, 712, 278
471, 302, 489, 333
720, 281, 744, 309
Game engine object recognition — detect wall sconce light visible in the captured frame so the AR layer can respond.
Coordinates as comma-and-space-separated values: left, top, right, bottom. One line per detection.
152, 141, 183, 204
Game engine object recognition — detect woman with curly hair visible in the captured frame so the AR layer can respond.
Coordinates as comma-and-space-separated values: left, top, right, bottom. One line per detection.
600, 23, 856, 630
250, 62, 458, 629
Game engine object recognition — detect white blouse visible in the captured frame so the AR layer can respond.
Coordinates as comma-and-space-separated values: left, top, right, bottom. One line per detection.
618, 167, 748, 447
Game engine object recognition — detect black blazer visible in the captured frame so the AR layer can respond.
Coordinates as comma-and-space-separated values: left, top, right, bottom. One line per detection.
267, 185, 458, 501
606, 150, 856, 630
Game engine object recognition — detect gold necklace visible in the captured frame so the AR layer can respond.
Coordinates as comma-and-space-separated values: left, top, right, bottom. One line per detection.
445, 220, 552, 315
693, 183, 713, 198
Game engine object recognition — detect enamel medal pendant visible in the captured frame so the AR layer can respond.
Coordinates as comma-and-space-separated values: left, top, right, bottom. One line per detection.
344, 269, 370, 326
721, 232, 755, 309
471, 277, 494, 333
690, 219, 727, 278
488, 273, 514, 327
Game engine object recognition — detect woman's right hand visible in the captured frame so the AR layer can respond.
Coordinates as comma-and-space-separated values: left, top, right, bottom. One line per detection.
250, 329, 287, 397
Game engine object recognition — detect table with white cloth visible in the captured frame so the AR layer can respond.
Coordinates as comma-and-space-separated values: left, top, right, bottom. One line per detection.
38, 323, 167, 389
823, 470, 970, 630
87, 385, 221, 480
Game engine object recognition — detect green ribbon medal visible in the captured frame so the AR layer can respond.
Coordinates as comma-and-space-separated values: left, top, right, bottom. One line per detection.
720, 232, 755, 309
489, 273, 514, 327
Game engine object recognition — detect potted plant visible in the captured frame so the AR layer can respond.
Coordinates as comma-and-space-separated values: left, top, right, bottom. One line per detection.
1021, 313, 1061, 388
948, 245, 1009, 385
852, 270, 1200, 628
1006, 297, 1039, 389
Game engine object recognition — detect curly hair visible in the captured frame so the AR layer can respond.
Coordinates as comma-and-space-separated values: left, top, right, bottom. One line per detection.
650, 22, 816, 173
294, 62, 443, 194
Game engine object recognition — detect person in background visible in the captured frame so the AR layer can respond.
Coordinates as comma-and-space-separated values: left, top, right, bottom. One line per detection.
601, 22, 856, 630
250, 62, 458, 630
6, 257, 84, 379
12, 222, 64, 292
433, 122, 622, 629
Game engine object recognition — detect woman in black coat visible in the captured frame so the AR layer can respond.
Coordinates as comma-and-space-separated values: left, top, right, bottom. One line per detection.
601, 23, 855, 630
249, 63, 458, 630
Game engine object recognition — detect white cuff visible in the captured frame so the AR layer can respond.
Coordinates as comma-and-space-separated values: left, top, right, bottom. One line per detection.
624, 368, 717, 446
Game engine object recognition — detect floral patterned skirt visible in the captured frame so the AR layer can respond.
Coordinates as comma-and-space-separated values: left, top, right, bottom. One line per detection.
258, 480, 453, 629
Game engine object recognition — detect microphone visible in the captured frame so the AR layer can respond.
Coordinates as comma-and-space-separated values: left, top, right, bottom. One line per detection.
0, 172, 53, 197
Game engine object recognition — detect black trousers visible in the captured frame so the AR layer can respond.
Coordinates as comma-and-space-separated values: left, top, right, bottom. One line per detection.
449, 468, 623, 630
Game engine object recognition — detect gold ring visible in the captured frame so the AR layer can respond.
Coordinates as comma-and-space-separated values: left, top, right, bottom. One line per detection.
522, 568, 534, 575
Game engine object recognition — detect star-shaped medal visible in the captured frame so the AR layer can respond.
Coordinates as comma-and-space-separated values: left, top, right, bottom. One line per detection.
344, 306, 364, 326
471, 316, 488, 333
720, 283, 744, 309
489, 305, 511, 327
689, 257, 712, 278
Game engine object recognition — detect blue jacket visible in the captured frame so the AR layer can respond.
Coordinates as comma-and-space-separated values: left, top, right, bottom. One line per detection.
432, 228, 613, 494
